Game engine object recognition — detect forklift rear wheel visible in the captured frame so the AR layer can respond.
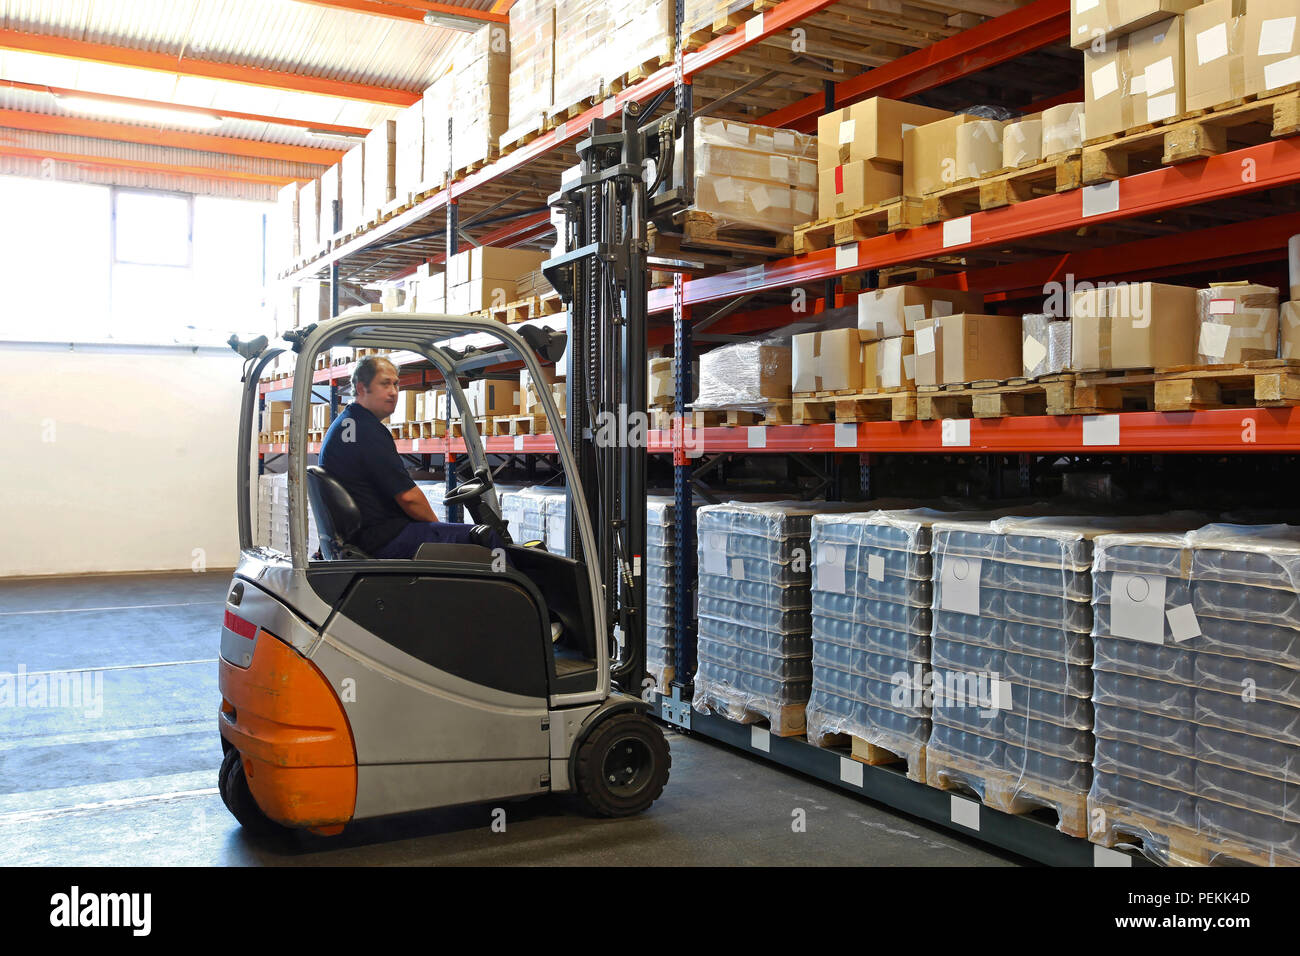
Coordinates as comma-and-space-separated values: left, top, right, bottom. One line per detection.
219, 747, 287, 836
574, 713, 670, 817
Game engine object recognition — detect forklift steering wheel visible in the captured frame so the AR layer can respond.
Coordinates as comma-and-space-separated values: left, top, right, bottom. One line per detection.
442, 478, 489, 508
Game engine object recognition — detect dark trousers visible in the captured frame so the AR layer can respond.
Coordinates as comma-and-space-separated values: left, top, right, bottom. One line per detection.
375, 521, 504, 559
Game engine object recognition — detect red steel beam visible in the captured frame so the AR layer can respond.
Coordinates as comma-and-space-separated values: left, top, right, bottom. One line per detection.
1, 80, 370, 136
0, 144, 303, 186
649, 137, 1300, 312
0, 108, 343, 165
762, 0, 1070, 132
0, 29, 419, 107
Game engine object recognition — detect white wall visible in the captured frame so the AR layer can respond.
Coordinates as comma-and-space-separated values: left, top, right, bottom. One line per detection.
0, 341, 245, 577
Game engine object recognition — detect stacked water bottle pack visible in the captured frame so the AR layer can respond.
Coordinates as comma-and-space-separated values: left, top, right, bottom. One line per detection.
646, 496, 678, 690
257, 472, 320, 557
804, 510, 945, 782
414, 481, 448, 521
1090, 524, 1300, 866
693, 501, 822, 736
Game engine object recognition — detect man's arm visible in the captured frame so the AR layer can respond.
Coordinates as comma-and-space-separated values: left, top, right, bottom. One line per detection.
395, 486, 439, 522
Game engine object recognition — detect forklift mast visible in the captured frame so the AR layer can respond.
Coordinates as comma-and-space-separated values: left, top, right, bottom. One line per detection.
543, 98, 691, 695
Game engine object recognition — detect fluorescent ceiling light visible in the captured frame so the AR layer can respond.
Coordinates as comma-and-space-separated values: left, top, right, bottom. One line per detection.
59, 96, 224, 130
422, 11, 485, 32
306, 129, 367, 144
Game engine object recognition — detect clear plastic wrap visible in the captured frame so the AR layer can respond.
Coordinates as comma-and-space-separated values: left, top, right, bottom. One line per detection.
682, 0, 754, 40
1041, 102, 1085, 155
1003, 118, 1042, 168
645, 495, 678, 690
692, 339, 791, 411
414, 480, 448, 522
1089, 522, 1300, 866
955, 119, 1006, 180
1195, 284, 1279, 365
1022, 314, 1072, 378
502, 0, 554, 147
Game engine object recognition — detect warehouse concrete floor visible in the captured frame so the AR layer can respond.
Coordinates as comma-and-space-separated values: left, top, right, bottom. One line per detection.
0, 571, 1020, 866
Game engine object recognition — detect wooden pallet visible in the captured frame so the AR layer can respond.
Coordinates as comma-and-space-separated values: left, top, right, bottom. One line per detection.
606, 52, 673, 94
695, 691, 806, 738
498, 114, 549, 156
926, 749, 1089, 839
503, 294, 564, 325
793, 198, 923, 254
793, 388, 917, 423
677, 211, 794, 258
916, 375, 1076, 420
1082, 90, 1300, 185
922, 154, 1082, 224
307, 429, 324, 443
503, 414, 542, 436
878, 265, 938, 288
1092, 803, 1300, 867
451, 146, 500, 182
692, 402, 793, 427
1072, 361, 1300, 414
810, 731, 926, 783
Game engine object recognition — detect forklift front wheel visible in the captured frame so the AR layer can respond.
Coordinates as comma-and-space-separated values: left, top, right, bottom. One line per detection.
574, 713, 670, 817
219, 748, 288, 837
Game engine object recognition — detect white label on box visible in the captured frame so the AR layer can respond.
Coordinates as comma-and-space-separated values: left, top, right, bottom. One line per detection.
916, 325, 936, 355
1075, 0, 1098, 11
1200, 321, 1231, 359
1259, 17, 1296, 57
839, 119, 857, 145
834, 422, 857, 448
770, 156, 789, 180
839, 756, 864, 787
931, 299, 954, 317
903, 353, 915, 382
903, 304, 927, 329
941, 418, 970, 446
774, 129, 795, 151
881, 337, 902, 387
942, 216, 972, 248
747, 425, 767, 448
751, 726, 770, 752
835, 244, 859, 269
1082, 180, 1121, 218
817, 543, 846, 594
950, 795, 980, 831
1082, 413, 1120, 445
1209, 298, 1237, 315
1094, 845, 1134, 867
1111, 573, 1168, 644
730, 557, 745, 581
1167, 603, 1202, 642
703, 533, 728, 574
1023, 334, 1048, 372
1198, 23, 1229, 65
1147, 92, 1177, 122
868, 553, 885, 581
744, 13, 764, 42
1265, 55, 1300, 91
1145, 57, 1175, 95
1091, 61, 1119, 99
514, 435, 525, 451
940, 556, 982, 614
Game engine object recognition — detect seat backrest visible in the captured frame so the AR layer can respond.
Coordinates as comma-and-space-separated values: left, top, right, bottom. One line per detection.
306, 465, 363, 558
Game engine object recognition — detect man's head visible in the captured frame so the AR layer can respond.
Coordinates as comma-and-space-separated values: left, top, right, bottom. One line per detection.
353, 356, 400, 419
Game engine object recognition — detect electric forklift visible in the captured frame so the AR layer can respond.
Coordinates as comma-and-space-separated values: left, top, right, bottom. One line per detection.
217, 98, 690, 836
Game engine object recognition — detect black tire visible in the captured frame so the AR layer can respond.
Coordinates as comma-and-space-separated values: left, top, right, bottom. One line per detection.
573, 712, 670, 817
218, 748, 287, 836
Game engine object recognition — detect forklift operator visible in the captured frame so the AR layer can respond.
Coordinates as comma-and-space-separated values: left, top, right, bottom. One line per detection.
319, 355, 497, 559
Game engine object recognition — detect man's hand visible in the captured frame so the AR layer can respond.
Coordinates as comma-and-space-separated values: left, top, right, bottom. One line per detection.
395, 486, 439, 523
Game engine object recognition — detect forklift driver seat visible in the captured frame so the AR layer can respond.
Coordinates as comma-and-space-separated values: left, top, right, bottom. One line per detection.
306, 465, 370, 560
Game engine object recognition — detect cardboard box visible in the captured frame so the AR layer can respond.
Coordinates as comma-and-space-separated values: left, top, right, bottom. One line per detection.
648, 358, 674, 406
1070, 282, 1199, 369
297, 179, 319, 254
1185, 0, 1249, 111
913, 314, 1023, 385
524, 366, 559, 413
264, 400, 291, 433
468, 378, 521, 417
1042, 102, 1086, 153
387, 391, 419, 425
955, 119, 1007, 180
903, 114, 985, 197
1085, 35, 1134, 140
1003, 119, 1043, 168
862, 335, 916, 390
448, 278, 518, 314
1282, 301, 1300, 359
1245, 0, 1300, 96
1129, 17, 1185, 126
817, 97, 952, 170
341, 142, 366, 232
791, 329, 865, 392
394, 102, 424, 198
364, 120, 397, 216
318, 164, 342, 239
450, 247, 549, 285
1196, 282, 1279, 364
858, 285, 984, 341
817, 160, 903, 218
1071, 0, 1200, 50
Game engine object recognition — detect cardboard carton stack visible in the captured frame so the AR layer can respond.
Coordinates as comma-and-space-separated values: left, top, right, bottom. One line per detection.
394, 101, 424, 200
1246, 0, 1300, 97
818, 97, 952, 215
468, 376, 522, 419
341, 142, 366, 234
515, 268, 554, 301
1070, 282, 1198, 371
553, 0, 610, 111
1185, 0, 1249, 111
602, 0, 673, 92
272, 182, 299, 275
450, 26, 510, 173
1070, 0, 1200, 50
856, 287, 985, 391
298, 179, 320, 257
1084, 14, 1187, 141
446, 246, 548, 314
364, 120, 397, 220
318, 163, 342, 241
914, 313, 1024, 385
423, 72, 453, 188
502, 0, 555, 148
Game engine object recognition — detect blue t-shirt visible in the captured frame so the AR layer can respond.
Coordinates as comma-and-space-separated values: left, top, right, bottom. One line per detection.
318, 402, 415, 553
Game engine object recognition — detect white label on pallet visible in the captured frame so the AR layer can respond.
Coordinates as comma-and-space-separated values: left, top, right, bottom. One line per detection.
1265, 54, 1300, 91
1023, 335, 1047, 373
868, 553, 886, 582
942, 216, 971, 248
1198, 23, 1229, 65
514, 435, 525, 451
941, 418, 970, 446
1094, 845, 1133, 867
950, 795, 981, 831
835, 244, 859, 270
816, 543, 846, 594
703, 533, 728, 574
1091, 61, 1119, 100
839, 756, 864, 787
1200, 321, 1231, 359
1082, 181, 1120, 218
747, 425, 767, 448
1145, 56, 1175, 94
940, 556, 982, 615
1147, 92, 1178, 123
745, 13, 764, 42
1259, 17, 1296, 57
751, 726, 771, 752
1167, 603, 1202, 642
1111, 573, 1168, 644
1082, 413, 1120, 445
834, 422, 857, 448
